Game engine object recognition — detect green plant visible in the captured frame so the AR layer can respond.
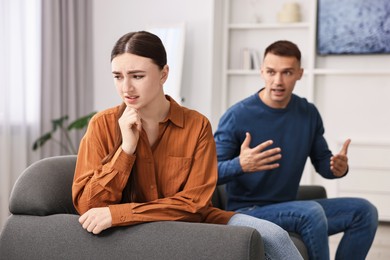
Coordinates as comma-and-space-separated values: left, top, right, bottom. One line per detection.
32, 112, 97, 154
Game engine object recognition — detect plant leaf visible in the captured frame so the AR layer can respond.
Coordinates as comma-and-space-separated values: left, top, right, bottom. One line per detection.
51, 115, 69, 131
67, 112, 97, 130
32, 132, 52, 150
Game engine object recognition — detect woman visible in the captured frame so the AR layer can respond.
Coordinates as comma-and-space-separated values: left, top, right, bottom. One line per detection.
72, 31, 302, 260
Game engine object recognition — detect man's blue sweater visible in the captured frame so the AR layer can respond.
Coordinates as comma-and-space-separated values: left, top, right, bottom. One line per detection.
214, 90, 338, 211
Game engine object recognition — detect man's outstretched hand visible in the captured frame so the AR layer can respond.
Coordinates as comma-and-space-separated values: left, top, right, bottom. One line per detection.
330, 139, 351, 177
239, 132, 281, 173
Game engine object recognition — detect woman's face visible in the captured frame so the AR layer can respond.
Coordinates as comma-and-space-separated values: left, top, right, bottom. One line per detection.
111, 53, 168, 110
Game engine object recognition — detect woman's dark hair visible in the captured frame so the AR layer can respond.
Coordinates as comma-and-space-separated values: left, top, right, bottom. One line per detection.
110, 31, 167, 70
264, 40, 301, 64
102, 31, 168, 202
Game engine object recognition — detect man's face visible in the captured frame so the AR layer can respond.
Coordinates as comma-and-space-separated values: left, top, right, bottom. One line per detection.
260, 53, 303, 109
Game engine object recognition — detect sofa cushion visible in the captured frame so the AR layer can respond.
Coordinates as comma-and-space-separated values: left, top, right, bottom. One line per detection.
9, 155, 78, 215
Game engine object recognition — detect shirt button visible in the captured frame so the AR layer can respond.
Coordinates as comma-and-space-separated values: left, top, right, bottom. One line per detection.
150, 185, 154, 189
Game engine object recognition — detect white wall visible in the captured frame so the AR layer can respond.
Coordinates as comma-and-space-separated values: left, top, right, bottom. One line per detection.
92, 0, 217, 125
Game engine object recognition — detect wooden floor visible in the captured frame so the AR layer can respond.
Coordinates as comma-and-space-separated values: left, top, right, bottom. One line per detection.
329, 222, 390, 259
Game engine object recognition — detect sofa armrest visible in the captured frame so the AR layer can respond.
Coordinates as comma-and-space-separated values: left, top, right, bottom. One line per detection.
296, 185, 327, 200
0, 214, 264, 260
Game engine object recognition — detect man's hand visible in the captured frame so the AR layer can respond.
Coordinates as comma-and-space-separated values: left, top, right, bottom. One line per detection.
239, 132, 281, 173
79, 207, 112, 235
330, 139, 351, 177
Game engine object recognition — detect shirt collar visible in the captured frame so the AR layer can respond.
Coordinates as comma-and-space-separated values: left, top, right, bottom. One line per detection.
164, 95, 184, 128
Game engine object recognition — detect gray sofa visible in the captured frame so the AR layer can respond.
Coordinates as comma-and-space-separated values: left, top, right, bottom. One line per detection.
0, 155, 327, 259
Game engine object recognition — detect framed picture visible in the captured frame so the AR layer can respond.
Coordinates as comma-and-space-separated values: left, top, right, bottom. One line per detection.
317, 0, 390, 55
148, 23, 186, 103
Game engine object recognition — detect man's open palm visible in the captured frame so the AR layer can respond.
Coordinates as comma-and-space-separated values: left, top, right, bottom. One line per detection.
239, 132, 282, 173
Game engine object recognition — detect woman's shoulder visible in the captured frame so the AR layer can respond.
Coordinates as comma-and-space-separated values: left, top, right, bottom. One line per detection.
87, 105, 122, 132
181, 106, 210, 126
91, 105, 121, 122
169, 97, 210, 125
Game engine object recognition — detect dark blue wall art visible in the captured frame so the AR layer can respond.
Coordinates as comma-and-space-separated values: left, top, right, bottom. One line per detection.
317, 0, 390, 55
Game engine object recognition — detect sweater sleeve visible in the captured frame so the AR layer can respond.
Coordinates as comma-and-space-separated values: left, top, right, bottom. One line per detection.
309, 108, 339, 179
214, 111, 245, 185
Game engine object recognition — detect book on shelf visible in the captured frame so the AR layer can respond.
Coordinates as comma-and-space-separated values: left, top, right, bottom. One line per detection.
241, 48, 261, 70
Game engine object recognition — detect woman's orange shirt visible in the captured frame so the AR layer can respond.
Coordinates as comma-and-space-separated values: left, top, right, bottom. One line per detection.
72, 97, 235, 226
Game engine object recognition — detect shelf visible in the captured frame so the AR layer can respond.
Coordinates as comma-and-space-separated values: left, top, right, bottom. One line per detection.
226, 69, 390, 76
226, 69, 390, 77
228, 22, 310, 30
227, 70, 311, 76
314, 69, 390, 75
227, 69, 260, 75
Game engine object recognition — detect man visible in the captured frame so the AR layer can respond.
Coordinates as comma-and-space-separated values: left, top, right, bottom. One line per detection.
214, 40, 378, 260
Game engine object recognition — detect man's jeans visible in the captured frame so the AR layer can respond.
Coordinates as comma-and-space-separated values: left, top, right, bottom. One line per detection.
236, 197, 378, 260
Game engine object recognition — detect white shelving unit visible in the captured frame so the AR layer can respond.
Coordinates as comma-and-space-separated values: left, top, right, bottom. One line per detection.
221, 0, 317, 113
219, 0, 390, 221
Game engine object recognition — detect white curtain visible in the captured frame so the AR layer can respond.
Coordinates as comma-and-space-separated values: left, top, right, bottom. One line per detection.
0, 0, 93, 229
0, 0, 42, 228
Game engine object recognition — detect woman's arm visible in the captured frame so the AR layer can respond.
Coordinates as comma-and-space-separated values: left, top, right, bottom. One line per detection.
72, 109, 136, 214
108, 118, 219, 227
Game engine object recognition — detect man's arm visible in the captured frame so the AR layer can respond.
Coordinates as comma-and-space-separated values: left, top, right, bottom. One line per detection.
215, 128, 281, 185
